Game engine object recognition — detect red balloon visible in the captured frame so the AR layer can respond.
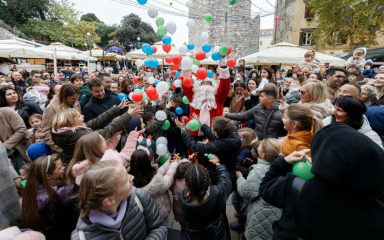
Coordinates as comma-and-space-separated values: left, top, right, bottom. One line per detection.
178, 76, 183, 80
196, 68, 208, 80
183, 76, 193, 87
149, 92, 158, 101
165, 56, 172, 64
162, 44, 171, 53
195, 50, 206, 61
134, 76, 139, 84
172, 54, 182, 65
180, 116, 189, 124
152, 46, 157, 54
146, 87, 156, 98
227, 58, 236, 68
171, 71, 177, 75
171, 83, 176, 90
274, 16, 279, 22
132, 92, 143, 102
173, 64, 180, 70
226, 46, 232, 55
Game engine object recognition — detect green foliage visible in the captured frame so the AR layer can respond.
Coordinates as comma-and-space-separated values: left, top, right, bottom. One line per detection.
81, 13, 117, 48
307, 0, 384, 50
64, 20, 101, 50
81, 13, 102, 23
16, 19, 65, 43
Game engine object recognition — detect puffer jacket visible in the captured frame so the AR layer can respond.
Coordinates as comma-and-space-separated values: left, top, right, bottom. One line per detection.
237, 159, 282, 240
71, 188, 166, 240
16, 101, 43, 129
142, 160, 178, 219
179, 164, 232, 240
225, 102, 286, 140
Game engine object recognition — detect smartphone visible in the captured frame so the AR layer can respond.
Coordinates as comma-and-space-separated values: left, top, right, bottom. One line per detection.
220, 55, 228, 68
278, 87, 282, 98
325, 62, 329, 68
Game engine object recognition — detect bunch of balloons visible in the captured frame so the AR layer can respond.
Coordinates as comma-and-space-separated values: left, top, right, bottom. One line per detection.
142, 43, 154, 55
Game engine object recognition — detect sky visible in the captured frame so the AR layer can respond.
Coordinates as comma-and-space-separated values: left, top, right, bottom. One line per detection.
73, 0, 275, 48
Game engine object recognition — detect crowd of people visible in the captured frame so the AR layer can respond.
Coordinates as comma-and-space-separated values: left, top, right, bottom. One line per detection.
0, 48, 384, 240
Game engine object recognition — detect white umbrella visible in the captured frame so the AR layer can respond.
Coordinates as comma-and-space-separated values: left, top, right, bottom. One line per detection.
200, 56, 219, 66
40, 42, 93, 60
127, 41, 186, 59
0, 39, 53, 59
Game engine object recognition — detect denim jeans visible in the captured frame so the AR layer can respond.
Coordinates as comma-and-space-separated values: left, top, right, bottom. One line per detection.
231, 191, 244, 218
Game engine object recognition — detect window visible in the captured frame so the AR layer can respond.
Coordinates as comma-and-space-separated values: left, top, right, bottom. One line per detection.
260, 41, 263, 46
301, 32, 312, 46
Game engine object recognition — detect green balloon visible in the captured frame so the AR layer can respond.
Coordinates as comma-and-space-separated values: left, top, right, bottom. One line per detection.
188, 119, 200, 131
193, 59, 200, 65
20, 180, 27, 189
159, 152, 171, 165
168, 94, 172, 101
168, 82, 172, 89
230, 0, 236, 5
157, 25, 167, 36
205, 13, 212, 22
162, 120, 170, 130
292, 161, 314, 180
156, 17, 164, 27
219, 45, 229, 55
133, 89, 143, 94
182, 96, 190, 104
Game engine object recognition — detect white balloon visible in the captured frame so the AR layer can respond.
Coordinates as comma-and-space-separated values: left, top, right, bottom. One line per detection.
155, 110, 167, 121
135, 59, 143, 67
147, 7, 158, 18
186, 19, 195, 28
156, 144, 168, 155
174, 79, 182, 88
191, 65, 199, 73
179, 45, 188, 55
156, 81, 169, 95
186, 0, 193, 8
148, 77, 156, 84
181, 57, 193, 70
166, 21, 177, 34
201, 32, 209, 41
128, 92, 133, 100
192, 75, 197, 82
156, 136, 168, 146
213, 46, 220, 53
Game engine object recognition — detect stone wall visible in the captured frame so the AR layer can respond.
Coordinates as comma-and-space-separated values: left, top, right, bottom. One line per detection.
0, 21, 18, 40
188, 0, 260, 59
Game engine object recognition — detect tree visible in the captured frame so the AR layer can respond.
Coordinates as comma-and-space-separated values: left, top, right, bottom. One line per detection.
81, 13, 101, 23
307, 0, 384, 51
81, 13, 117, 48
115, 13, 160, 52
65, 20, 101, 50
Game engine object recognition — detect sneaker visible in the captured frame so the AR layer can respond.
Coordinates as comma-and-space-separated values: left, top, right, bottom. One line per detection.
230, 221, 245, 231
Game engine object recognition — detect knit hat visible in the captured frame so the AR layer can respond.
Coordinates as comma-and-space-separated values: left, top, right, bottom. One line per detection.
26, 142, 51, 161
366, 59, 373, 67
354, 47, 367, 57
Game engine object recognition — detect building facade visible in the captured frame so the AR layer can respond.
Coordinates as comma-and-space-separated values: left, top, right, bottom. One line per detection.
188, 0, 260, 59
259, 28, 273, 50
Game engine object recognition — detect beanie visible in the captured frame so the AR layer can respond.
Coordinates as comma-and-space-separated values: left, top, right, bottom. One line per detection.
26, 142, 52, 161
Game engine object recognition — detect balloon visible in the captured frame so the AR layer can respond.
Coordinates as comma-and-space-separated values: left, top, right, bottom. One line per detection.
212, 52, 221, 61
196, 68, 208, 80
192, 75, 197, 82
230, 0, 236, 5
171, 83, 176, 90
207, 69, 213, 78
147, 46, 154, 55
187, 43, 195, 50
137, 0, 147, 4
162, 35, 172, 45
171, 71, 177, 76
156, 136, 168, 146
179, 45, 188, 55
134, 76, 139, 84
205, 13, 212, 22
191, 65, 199, 73
186, 19, 195, 28
148, 7, 158, 18
157, 25, 167, 36
181, 57, 193, 70
168, 93, 172, 100
174, 71, 180, 78
172, 54, 182, 65
174, 79, 182, 88
201, 32, 209, 41
182, 96, 190, 104
159, 153, 170, 165
274, 16, 279, 22
292, 161, 314, 179
148, 77, 156, 84
135, 59, 143, 67
132, 92, 143, 102
219, 45, 229, 55
213, 46, 220, 53
156, 17, 164, 27
226, 46, 232, 55
162, 44, 171, 53
144, 59, 150, 67
165, 56, 172, 64
155, 110, 167, 121
202, 43, 211, 53
173, 64, 180, 70
141, 43, 151, 54
118, 93, 127, 101
149, 92, 158, 101
156, 81, 169, 95
180, 116, 189, 124
183, 76, 193, 87
188, 119, 200, 131
20, 180, 27, 189
166, 21, 177, 34
195, 51, 206, 61
227, 58, 236, 68
175, 107, 183, 115
162, 120, 171, 130
146, 86, 156, 97
156, 143, 167, 155
192, 59, 200, 65
128, 92, 133, 100
186, 0, 192, 8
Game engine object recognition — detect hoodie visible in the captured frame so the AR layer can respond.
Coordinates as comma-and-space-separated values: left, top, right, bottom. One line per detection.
346, 47, 367, 72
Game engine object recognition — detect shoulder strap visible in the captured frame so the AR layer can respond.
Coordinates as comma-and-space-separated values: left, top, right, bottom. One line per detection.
291, 176, 306, 239
135, 195, 144, 213
79, 230, 86, 240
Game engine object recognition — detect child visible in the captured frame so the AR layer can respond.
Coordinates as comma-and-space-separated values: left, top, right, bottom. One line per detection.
71, 160, 167, 239
70, 74, 89, 106
179, 156, 232, 240
236, 138, 283, 240
363, 60, 376, 79
22, 154, 74, 240
29, 114, 42, 142
19, 163, 31, 181
300, 50, 320, 73
33, 129, 44, 143
346, 47, 367, 72
142, 108, 169, 141
171, 159, 191, 240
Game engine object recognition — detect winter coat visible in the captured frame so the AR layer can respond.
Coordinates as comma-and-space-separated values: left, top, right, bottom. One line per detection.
285, 89, 300, 105
142, 160, 178, 219
244, 94, 259, 110
299, 59, 320, 73
279, 99, 334, 120
325, 84, 338, 102
170, 179, 186, 225
145, 109, 169, 141
363, 68, 376, 78
236, 147, 252, 164
0, 107, 32, 160
78, 84, 90, 106
229, 95, 246, 113
225, 102, 286, 140
71, 188, 166, 240
51, 106, 133, 165
346, 57, 366, 72
180, 164, 232, 240
281, 130, 314, 156
260, 124, 384, 240
365, 105, 384, 135
42, 95, 81, 153
16, 101, 43, 129
237, 159, 282, 240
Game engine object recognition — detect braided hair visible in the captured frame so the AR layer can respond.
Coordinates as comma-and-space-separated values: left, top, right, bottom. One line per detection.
183, 164, 211, 203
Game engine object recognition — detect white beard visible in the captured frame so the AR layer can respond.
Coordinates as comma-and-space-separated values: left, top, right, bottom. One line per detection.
190, 81, 217, 110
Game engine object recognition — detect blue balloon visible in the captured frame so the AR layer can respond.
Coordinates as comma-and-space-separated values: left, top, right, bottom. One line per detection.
142, 43, 151, 54
187, 43, 194, 50
162, 35, 172, 45
144, 59, 151, 67
137, 0, 147, 4
212, 52, 221, 61
155, 80, 160, 86
146, 46, 154, 56
175, 107, 183, 115
118, 93, 127, 101
202, 43, 211, 53
207, 70, 213, 78
174, 71, 180, 78
150, 58, 159, 68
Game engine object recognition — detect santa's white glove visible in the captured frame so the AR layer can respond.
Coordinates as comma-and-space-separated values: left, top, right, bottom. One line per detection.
181, 69, 192, 78
218, 67, 230, 79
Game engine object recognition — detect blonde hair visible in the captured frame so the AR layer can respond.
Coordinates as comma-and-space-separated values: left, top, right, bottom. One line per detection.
304, 50, 315, 58
260, 138, 282, 163
79, 160, 120, 217
51, 108, 83, 130
286, 104, 323, 133
301, 79, 327, 103
28, 113, 42, 127
238, 128, 258, 149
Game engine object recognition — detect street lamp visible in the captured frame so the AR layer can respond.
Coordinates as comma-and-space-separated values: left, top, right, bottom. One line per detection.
136, 36, 141, 50
87, 32, 92, 57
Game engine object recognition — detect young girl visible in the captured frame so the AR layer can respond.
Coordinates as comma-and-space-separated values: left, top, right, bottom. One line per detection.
257, 66, 274, 91
70, 74, 89, 106
179, 156, 232, 240
129, 149, 178, 228
71, 160, 166, 239
236, 138, 283, 240
19, 163, 31, 181
29, 114, 42, 143
22, 154, 74, 240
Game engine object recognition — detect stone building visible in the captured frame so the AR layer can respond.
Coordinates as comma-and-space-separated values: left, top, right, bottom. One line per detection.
188, 0, 260, 59
0, 20, 18, 40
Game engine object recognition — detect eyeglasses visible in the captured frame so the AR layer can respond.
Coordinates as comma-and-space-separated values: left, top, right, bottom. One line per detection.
334, 75, 345, 79
299, 90, 305, 95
